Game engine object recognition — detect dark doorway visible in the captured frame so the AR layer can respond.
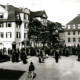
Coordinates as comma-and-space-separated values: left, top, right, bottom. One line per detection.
12, 41, 16, 50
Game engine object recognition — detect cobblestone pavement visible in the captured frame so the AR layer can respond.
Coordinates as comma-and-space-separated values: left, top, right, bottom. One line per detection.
0, 55, 80, 80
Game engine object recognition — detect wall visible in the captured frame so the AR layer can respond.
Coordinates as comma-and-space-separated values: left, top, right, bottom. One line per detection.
64, 31, 80, 46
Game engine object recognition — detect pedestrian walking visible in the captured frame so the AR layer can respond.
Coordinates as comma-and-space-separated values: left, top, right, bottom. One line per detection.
27, 62, 36, 79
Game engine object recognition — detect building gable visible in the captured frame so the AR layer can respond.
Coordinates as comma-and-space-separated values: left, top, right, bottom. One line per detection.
23, 8, 30, 14
43, 14, 46, 18
0, 5, 7, 13
30, 10, 47, 19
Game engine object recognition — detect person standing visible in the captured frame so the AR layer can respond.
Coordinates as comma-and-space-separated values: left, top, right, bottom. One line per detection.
15, 49, 19, 62
12, 49, 16, 62
22, 50, 27, 64
55, 49, 59, 63
77, 47, 80, 61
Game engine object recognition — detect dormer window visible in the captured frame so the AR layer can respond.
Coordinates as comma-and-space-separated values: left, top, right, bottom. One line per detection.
0, 13, 3, 18
78, 24, 80, 29
67, 25, 70, 29
73, 24, 75, 27
16, 14, 20, 19
24, 14, 28, 20
78, 24, 80, 26
73, 26, 76, 29
73, 24, 76, 29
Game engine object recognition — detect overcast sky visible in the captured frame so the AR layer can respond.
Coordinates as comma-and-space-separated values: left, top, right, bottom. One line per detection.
0, 0, 80, 26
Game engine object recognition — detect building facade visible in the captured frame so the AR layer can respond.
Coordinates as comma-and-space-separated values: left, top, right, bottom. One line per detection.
29, 10, 48, 47
64, 14, 80, 46
0, 4, 30, 49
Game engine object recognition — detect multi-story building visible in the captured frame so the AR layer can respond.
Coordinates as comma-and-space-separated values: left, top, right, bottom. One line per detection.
64, 14, 80, 46
0, 4, 30, 49
29, 10, 48, 47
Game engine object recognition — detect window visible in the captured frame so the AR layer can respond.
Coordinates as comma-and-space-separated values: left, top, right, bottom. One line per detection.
78, 24, 80, 29
67, 25, 70, 29
16, 13, 20, 19
73, 38, 76, 42
6, 22, 11, 27
68, 32, 70, 35
0, 32, 4, 38
68, 38, 70, 42
78, 24, 80, 26
24, 14, 28, 20
16, 23, 20, 28
16, 32, 21, 38
6, 32, 12, 38
78, 31, 80, 34
73, 31, 75, 35
0, 13, 3, 18
78, 38, 80, 42
73, 24, 75, 27
78, 26, 80, 29
73, 26, 76, 29
68, 25, 70, 27
24, 23, 28, 28
0, 23, 3, 27
24, 33, 27, 38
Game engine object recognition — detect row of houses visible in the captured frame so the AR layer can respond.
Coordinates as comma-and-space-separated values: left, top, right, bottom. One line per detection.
0, 3, 79, 49
0, 4, 48, 49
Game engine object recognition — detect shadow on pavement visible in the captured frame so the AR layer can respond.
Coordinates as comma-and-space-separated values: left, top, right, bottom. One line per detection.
0, 68, 25, 80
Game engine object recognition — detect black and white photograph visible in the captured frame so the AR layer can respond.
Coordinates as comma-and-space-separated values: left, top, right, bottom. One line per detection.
0, 0, 80, 80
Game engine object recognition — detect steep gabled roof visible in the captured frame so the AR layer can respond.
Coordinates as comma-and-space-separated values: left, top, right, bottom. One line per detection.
67, 14, 80, 25
30, 10, 47, 18
0, 4, 22, 12
0, 4, 22, 22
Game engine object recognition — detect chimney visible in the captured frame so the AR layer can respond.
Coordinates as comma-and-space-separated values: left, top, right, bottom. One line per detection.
5, 3, 8, 11
22, 6, 25, 12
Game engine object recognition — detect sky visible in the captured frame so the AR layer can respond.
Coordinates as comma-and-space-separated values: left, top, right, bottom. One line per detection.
0, 0, 80, 26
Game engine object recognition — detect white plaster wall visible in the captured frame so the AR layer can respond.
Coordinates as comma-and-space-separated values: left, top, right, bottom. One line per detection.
0, 22, 15, 42
64, 31, 80, 46
21, 22, 24, 41
0, 6, 8, 19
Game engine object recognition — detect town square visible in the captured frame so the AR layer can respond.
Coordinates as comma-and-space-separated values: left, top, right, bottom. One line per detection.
0, 0, 80, 80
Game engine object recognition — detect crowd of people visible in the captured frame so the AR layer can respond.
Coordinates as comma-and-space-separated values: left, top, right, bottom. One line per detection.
0, 45, 80, 63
